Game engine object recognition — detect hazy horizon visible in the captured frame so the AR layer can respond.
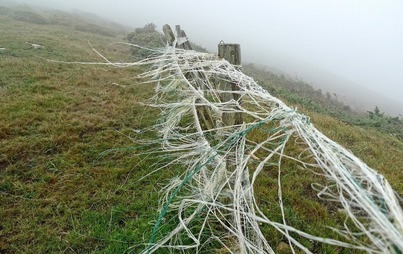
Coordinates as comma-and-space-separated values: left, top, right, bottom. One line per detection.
5, 0, 403, 115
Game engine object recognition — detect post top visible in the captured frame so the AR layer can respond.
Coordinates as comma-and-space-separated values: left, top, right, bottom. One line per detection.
219, 40, 240, 47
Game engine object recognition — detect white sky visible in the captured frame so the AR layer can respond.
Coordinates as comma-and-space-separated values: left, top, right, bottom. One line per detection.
10, 0, 403, 109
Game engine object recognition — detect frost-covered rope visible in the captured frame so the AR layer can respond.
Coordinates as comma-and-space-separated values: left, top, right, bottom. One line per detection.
126, 46, 403, 253
71, 43, 402, 253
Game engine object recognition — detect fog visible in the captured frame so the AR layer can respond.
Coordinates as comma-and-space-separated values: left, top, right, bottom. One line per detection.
7, 0, 403, 115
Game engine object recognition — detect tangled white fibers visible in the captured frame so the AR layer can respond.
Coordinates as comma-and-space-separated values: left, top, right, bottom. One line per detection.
72, 42, 403, 253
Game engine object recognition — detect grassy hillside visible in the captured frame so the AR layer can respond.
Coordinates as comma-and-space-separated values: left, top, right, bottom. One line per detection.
243, 64, 403, 141
1, 4, 130, 37
0, 6, 166, 253
1, 5, 402, 254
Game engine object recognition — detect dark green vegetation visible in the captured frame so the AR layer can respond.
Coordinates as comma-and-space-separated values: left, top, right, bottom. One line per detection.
1, 4, 402, 254
244, 64, 403, 141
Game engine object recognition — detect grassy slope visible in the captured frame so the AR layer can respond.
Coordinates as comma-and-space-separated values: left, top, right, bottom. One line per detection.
0, 5, 402, 254
0, 7, 172, 253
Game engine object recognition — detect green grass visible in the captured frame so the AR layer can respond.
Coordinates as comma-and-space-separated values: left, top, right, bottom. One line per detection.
1, 4, 402, 254
0, 7, 170, 253
243, 64, 403, 141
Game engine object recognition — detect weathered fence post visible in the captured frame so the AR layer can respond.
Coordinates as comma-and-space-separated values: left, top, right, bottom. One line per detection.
162, 24, 214, 130
218, 41, 243, 126
218, 41, 247, 238
175, 25, 181, 38
174, 25, 193, 50
162, 24, 175, 46
218, 42, 241, 66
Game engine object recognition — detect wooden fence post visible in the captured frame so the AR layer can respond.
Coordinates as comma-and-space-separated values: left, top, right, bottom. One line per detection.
163, 24, 175, 46
218, 42, 247, 237
218, 42, 243, 126
218, 42, 241, 66
162, 24, 214, 130
175, 25, 181, 38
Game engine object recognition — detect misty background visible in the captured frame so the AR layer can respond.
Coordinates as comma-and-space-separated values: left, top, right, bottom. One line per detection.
4, 0, 403, 115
